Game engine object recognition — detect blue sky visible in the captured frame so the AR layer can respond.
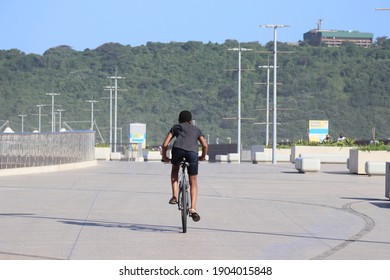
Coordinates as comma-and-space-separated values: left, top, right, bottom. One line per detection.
1, 0, 390, 54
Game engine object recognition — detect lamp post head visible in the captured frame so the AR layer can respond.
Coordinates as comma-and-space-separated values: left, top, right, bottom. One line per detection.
260, 24, 290, 29
228, 47, 253, 52
259, 65, 279, 70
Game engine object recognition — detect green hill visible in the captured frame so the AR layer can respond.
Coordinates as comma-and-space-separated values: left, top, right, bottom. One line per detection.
1, 39, 390, 148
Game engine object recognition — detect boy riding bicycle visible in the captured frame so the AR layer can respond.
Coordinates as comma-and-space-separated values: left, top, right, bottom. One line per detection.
161, 110, 208, 222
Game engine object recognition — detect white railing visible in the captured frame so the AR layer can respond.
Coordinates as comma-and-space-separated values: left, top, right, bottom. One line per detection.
0, 131, 95, 169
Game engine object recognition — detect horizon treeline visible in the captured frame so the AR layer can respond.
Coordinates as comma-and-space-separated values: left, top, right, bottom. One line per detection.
1, 37, 390, 147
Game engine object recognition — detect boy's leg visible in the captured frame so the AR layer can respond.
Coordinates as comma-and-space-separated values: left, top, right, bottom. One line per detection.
189, 174, 198, 211
170, 164, 179, 203
184, 151, 201, 221
189, 174, 200, 222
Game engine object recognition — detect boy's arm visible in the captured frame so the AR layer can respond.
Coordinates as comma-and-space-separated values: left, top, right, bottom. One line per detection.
161, 132, 173, 162
198, 135, 208, 161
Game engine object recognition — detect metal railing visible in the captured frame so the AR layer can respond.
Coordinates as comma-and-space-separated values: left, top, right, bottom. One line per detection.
0, 131, 95, 169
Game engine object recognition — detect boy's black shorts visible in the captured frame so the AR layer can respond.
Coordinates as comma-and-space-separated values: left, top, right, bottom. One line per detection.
171, 147, 199, 175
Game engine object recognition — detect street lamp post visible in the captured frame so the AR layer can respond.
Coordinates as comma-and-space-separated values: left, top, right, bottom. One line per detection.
107, 74, 125, 153
36, 105, 46, 132
228, 45, 252, 164
18, 114, 27, 132
56, 108, 65, 131
46, 92, 60, 132
86, 99, 98, 131
260, 24, 289, 164
258, 63, 275, 146
104, 84, 114, 151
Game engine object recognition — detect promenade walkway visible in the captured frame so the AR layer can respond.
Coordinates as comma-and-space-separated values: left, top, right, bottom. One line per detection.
0, 161, 389, 260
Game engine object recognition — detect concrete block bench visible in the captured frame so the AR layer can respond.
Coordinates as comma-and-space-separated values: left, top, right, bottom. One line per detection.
143, 151, 162, 161
299, 153, 348, 164
295, 158, 321, 173
215, 155, 228, 162
95, 148, 110, 161
365, 161, 386, 176
110, 152, 122, 161
227, 153, 240, 163
253, 152, 269, 162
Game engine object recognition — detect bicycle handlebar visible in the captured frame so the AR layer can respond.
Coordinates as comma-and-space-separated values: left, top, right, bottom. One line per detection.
161, 157, 207, 163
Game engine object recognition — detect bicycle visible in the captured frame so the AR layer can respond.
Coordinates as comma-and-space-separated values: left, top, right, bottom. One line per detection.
162, 159, 191, 233
177, 160, 190, 233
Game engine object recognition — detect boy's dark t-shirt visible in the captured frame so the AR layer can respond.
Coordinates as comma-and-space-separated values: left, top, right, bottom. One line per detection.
170, 123, 202, 153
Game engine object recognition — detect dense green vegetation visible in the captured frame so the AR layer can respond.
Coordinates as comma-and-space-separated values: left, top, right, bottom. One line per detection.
1, 38, 390, 148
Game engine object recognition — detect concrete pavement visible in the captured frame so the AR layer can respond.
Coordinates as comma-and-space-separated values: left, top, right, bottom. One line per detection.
0, 160, 389, 260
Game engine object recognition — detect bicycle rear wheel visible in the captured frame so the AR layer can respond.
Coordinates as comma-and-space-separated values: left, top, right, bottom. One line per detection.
180, 179, 188, 233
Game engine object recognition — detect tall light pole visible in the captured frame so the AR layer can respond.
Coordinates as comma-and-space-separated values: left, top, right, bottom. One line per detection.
228, 44, 252, 164
46, 92, 60, 132
18, 114, 27, 132
86, 98, 98, 130
108, 73, 125, 153
104, 83, 114, 151
258, 63, 276, 146
260, 24, 289, 164
56, 108, 65, 131
36, 104, 46, 132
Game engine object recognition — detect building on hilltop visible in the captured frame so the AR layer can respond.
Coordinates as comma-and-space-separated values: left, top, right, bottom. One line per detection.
303, 19, 373, 47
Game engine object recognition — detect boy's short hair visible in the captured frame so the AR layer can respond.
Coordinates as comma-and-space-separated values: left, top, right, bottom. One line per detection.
178, 110, 192, 123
